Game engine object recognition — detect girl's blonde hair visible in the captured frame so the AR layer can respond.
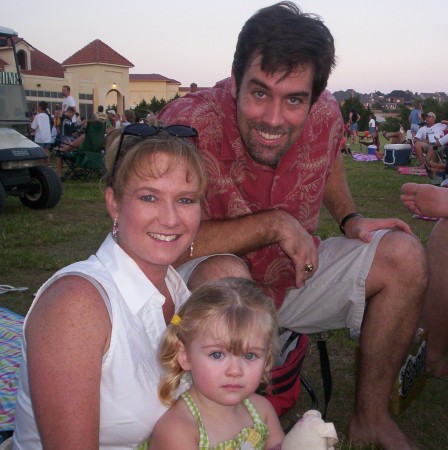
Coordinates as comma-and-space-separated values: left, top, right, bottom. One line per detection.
104, 130, 207, 199
158, 277, 278, 407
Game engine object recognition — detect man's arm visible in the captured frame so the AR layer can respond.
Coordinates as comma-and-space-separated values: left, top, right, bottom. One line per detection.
323, 153, 413, 241
175, 208, 318, 287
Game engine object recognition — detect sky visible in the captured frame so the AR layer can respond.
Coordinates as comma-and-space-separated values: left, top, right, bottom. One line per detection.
3, 0, 447, 95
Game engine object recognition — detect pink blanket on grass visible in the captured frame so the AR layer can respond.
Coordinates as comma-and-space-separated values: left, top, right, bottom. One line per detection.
398, 167, 427, 176
352, 152, 381, 162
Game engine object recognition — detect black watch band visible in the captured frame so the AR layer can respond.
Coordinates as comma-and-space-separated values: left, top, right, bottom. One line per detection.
339, 212, 363, 235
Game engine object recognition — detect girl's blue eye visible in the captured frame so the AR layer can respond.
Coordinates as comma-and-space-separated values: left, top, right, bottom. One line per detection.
210, 351, 223, 360
141, 194, 156, 202
178, 197, 194, 204
244, 352, 257, 361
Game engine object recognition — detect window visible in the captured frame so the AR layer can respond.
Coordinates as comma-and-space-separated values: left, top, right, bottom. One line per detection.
17, 50, 27, 70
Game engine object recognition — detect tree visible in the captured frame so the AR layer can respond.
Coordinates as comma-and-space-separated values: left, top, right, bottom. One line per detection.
422, 98, 439, 116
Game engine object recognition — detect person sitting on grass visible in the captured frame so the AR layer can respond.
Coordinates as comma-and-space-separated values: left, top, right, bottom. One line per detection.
401, 182, 448, 378
149, 277, 285, 450
382, 124, 407, 145
12, 125, 207, 449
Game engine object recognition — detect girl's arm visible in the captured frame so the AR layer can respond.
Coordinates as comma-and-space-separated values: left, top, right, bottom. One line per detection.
26, 275, 111, 449
149, 406, 198, 450
250, 394, 285, 449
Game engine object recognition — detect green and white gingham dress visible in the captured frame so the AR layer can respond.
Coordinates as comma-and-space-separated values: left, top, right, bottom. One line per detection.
181, 391, 269, 450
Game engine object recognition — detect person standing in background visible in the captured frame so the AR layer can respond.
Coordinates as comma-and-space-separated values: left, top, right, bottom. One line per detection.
349, 108, 360, 143
61, 85, 77, 123
30, 101, 52, 161
368, 115, 376, 136
409, 101, 423, 137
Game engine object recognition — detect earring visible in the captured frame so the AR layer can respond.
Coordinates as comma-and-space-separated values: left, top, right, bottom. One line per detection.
112, 218, 119, 240
189, 242, 194, 257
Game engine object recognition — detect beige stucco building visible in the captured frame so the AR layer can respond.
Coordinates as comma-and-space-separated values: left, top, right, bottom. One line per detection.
0, 34, 189, 118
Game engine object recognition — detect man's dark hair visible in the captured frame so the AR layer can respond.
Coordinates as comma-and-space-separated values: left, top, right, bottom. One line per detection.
232, 1, 335, 105
98, 105, 104, 113
38, 101, 48, 111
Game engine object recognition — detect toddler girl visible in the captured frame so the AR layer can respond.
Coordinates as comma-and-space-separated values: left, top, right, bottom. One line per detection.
149, 277, 284, 450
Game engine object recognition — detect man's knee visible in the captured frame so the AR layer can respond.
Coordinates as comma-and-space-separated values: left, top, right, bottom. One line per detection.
188, 255, 251, 291
369, 231, 428, 294
373, 231, 428, 289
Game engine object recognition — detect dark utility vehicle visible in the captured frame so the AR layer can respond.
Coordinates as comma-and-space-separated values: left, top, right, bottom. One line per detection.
0, 26, 62, 213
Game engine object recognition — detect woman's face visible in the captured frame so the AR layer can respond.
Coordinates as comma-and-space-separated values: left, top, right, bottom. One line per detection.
106, 153, 201, 279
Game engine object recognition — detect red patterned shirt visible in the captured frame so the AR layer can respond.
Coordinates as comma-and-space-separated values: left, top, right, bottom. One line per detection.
159, 78, 343, 308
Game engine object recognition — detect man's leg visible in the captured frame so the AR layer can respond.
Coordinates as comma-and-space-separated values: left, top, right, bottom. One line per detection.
422, 219, 448, 377
413, 141, 427, 166
348, 231, 427, 449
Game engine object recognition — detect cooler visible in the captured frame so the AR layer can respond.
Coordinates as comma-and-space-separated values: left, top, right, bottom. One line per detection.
383, 144, 412, 167
367, 145, 377, 155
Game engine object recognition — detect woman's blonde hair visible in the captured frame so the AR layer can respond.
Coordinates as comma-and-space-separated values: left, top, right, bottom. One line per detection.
158, 277, 278, 406
104, 130, 207, 199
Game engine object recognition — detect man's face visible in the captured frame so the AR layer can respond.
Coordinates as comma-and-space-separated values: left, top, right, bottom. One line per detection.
426, 115, 436, 127
231, 55, 313, 167
62, 87, 69, 98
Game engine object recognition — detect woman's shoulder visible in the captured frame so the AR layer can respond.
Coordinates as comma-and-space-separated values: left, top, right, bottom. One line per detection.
27, 272, 111, 340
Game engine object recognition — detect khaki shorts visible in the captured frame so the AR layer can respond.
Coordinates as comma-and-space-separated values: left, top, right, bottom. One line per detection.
176, 230, 389, 334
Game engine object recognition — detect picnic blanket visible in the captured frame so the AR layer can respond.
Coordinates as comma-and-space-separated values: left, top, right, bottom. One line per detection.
397, 166, 427, 176
0, 307, 24, 432
351, 152, 380, 162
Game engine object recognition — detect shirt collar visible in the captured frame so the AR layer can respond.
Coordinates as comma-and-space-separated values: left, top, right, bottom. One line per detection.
96, 234, 189, 315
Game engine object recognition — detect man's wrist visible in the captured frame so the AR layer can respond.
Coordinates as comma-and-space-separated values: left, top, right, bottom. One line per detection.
339, 212, 363, 235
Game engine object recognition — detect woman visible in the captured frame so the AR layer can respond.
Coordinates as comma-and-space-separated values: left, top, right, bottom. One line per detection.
13, 123, 207, 449
349, 109, 359, 144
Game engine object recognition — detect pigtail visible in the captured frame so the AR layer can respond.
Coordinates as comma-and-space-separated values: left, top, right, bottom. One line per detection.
158, 325, 186, 407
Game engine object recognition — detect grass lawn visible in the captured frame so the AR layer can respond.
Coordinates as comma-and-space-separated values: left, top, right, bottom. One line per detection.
1, 153, 446, 449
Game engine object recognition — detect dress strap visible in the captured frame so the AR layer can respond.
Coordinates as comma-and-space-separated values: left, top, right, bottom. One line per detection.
181, 391, 210, 449
243, 398, 267, 433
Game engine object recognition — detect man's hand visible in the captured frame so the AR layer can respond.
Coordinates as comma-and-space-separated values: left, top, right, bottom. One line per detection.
276, 211, 318, 288
343, 216, 413, 242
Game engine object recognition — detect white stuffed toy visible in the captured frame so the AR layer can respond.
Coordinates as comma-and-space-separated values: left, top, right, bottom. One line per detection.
282, 410, 338, 450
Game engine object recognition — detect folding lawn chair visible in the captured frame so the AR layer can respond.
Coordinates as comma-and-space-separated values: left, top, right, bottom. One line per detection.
73, 120, 106, 180
56, 120, 106, 181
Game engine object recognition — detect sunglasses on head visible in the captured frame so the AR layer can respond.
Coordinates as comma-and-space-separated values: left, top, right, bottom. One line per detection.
111, 123, 198, 181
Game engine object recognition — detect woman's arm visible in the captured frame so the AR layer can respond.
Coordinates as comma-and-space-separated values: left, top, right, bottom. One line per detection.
26, 275, 111, 449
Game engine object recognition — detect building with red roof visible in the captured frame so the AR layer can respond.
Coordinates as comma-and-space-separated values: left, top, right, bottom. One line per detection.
0, 33, 194, 116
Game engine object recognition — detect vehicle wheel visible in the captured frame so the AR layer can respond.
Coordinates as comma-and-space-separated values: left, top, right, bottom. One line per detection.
0, 183, 6, 213
20, 166, 62, 209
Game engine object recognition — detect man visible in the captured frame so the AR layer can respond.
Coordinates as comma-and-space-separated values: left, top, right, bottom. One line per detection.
159, 3, 426, 449
106, 109, 117, 128
368, 114, 376, 136
56, 106, 81, 177
61, 85, 76, 120
414, 112, 447, 166
382, 125, 408, 145
93, 105, 108, 122
30, 101, 52, 161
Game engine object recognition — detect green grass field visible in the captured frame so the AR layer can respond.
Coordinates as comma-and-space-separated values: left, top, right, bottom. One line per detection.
1, 154, 446, 449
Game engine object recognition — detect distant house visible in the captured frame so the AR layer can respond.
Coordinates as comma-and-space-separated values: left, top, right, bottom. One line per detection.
0, 33, 190, 116
129, 74, 180, 107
